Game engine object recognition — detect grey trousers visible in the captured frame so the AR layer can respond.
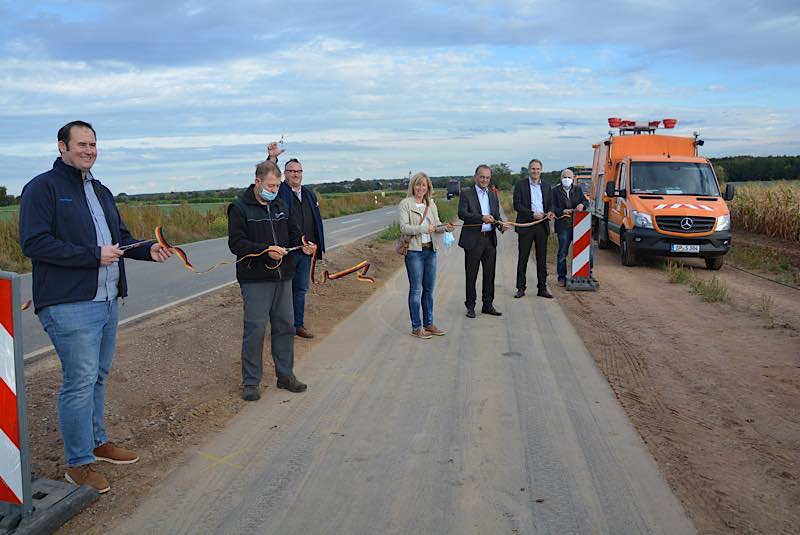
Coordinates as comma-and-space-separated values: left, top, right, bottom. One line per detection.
240, 280, 295, 385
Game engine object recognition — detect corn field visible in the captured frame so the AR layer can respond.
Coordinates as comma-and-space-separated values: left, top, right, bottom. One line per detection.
728, 183, 800, 242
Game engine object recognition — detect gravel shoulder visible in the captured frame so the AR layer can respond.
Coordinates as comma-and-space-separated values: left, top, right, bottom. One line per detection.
24, 238, 404, 534
553, 242, 800, 534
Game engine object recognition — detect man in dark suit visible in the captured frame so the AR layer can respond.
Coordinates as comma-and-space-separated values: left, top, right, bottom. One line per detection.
551, 168, 590, 286
512, 158, 555, 299
458, 165, 505, 318
277, 158, 326, 339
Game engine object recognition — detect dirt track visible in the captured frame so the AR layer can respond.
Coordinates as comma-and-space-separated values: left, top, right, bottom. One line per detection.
555, 247, 800, 534
21, 233, 800, 534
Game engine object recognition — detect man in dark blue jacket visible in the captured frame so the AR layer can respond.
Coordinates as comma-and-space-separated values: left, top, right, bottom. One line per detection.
19, 121, 172, 494
276, 158, 326, 339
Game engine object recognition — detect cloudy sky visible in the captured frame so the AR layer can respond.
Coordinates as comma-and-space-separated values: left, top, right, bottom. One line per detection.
1, 0, 798, 195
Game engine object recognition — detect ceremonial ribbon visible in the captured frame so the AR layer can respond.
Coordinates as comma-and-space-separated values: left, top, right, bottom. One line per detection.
302, 236, 374, 284
155, 226, 299, 274
452, 214, 570, 229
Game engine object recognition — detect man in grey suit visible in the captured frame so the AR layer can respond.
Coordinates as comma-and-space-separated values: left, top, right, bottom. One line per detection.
458, 165, 505, 318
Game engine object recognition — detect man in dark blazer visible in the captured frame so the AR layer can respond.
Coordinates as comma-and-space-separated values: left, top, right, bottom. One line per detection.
277, 158, 326, 339
458, 164, 505, 318
512, 158, 555, 298
551, 168, 590, 286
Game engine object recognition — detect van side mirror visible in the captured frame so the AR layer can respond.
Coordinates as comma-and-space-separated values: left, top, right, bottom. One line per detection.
723, 183, 735, 201
605, 182, 616, 198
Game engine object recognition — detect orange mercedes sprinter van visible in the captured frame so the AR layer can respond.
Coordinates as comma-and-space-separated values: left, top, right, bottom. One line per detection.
590, 118, 735, 269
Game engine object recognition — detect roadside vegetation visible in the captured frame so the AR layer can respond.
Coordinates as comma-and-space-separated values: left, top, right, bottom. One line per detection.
660, 260, 732, 303
0, 190, 414, 273
728, 182, 800, 241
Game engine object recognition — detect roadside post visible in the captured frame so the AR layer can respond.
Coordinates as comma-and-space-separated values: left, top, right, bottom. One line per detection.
0, 271, 97, 535
566, 212, 599, 291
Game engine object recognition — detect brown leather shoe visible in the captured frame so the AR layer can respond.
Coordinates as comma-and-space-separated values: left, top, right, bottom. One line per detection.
411, 327, 432, 339
423, 324, 446, 336
93, 442, 139, 465
295, 327, 315, 339
65, 464, 110, 494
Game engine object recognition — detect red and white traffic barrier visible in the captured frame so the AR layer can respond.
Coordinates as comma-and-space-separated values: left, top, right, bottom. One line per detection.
567, 211, 598, 291
571, 211, 591, 278
0, 278, 23, 505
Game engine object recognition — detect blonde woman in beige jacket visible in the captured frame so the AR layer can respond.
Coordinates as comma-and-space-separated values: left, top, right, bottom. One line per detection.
398, 172, 454, 339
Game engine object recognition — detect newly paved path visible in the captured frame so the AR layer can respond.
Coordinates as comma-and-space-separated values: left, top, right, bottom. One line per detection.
113, 232, 694, 535
21, 206, 397, 360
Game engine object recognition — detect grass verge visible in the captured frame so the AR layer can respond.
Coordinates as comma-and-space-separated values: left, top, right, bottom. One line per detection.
727, 243, 800, 287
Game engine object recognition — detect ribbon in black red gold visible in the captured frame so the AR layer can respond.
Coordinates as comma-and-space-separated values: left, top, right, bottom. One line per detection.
302, 236, 374, 284
155, 226, 290, 274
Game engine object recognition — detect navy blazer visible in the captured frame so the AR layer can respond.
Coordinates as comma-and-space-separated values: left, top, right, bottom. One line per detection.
277, 181, 326, 258
457, 185, 503, 250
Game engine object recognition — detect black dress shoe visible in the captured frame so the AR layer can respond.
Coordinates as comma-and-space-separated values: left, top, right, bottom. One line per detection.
537, 289, 553, 299
513, 289, 525, 298
277, 375, 307, 393
465, 308, 476, 318
481, 306, 502, 316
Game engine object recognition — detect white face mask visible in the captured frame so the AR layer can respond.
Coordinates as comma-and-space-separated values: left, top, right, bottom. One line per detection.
561, 177, 573, 188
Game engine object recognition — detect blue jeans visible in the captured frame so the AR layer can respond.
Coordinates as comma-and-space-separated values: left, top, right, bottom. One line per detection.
291, 251, 312, 329
39, 299, 119, 467
405, 248, 437, 329
556, 228, 594, 280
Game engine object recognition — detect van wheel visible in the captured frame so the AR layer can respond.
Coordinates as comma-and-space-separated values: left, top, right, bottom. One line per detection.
620, 232, 637, 266
597, 221, 609, 249
705, 257, 724, 270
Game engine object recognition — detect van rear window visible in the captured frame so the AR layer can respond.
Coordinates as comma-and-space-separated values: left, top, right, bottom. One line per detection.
630, 162, 720, 196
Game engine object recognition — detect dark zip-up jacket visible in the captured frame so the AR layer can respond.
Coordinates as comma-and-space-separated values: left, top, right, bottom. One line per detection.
19, 158, 155, 314
227, 184, 303, 283
550, 184, 589, 234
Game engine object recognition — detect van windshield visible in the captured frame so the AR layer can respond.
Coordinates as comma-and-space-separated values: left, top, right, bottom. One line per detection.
630, 162, 720, 196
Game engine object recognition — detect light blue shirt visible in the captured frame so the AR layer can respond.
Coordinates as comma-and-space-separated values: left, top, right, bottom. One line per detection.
475, 184, 492, 232
529, 179, 544, 214
83, 171, 119, 301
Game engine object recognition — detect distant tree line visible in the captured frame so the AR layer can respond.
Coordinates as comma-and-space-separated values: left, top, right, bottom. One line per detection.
5, 156, 796, 207
711, 156, 800, 183
0, 187, 16, 206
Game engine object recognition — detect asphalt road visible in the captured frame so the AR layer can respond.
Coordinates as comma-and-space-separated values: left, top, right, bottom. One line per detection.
113, 232, 695, 535
21, 206, 397, 360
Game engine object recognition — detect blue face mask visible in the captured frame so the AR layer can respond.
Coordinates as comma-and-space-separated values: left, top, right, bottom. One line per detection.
260, 188, 277, 202
443, 231, 455, 248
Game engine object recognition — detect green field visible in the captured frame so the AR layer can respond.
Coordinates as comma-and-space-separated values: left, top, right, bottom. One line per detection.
0, 206, 17, 221
0, 191, 423, 273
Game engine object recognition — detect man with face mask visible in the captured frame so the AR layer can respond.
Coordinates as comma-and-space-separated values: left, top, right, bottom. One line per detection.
551, 168, 590, 286
227, 160, 316, 401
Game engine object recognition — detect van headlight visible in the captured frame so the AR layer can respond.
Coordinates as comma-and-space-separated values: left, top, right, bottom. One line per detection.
632, 210, 653, 229
715, 214, 731, 231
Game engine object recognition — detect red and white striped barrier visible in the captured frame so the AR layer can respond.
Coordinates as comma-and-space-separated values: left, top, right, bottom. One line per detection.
0, 277, 23, 505
567, 211, 598, 291
571, 211, 591, 278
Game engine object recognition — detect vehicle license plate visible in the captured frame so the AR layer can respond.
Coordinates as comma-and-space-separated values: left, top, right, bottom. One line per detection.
671, 244, 700, 253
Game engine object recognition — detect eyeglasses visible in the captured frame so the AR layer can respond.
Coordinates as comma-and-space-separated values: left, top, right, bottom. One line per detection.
286, 169, 303, 173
